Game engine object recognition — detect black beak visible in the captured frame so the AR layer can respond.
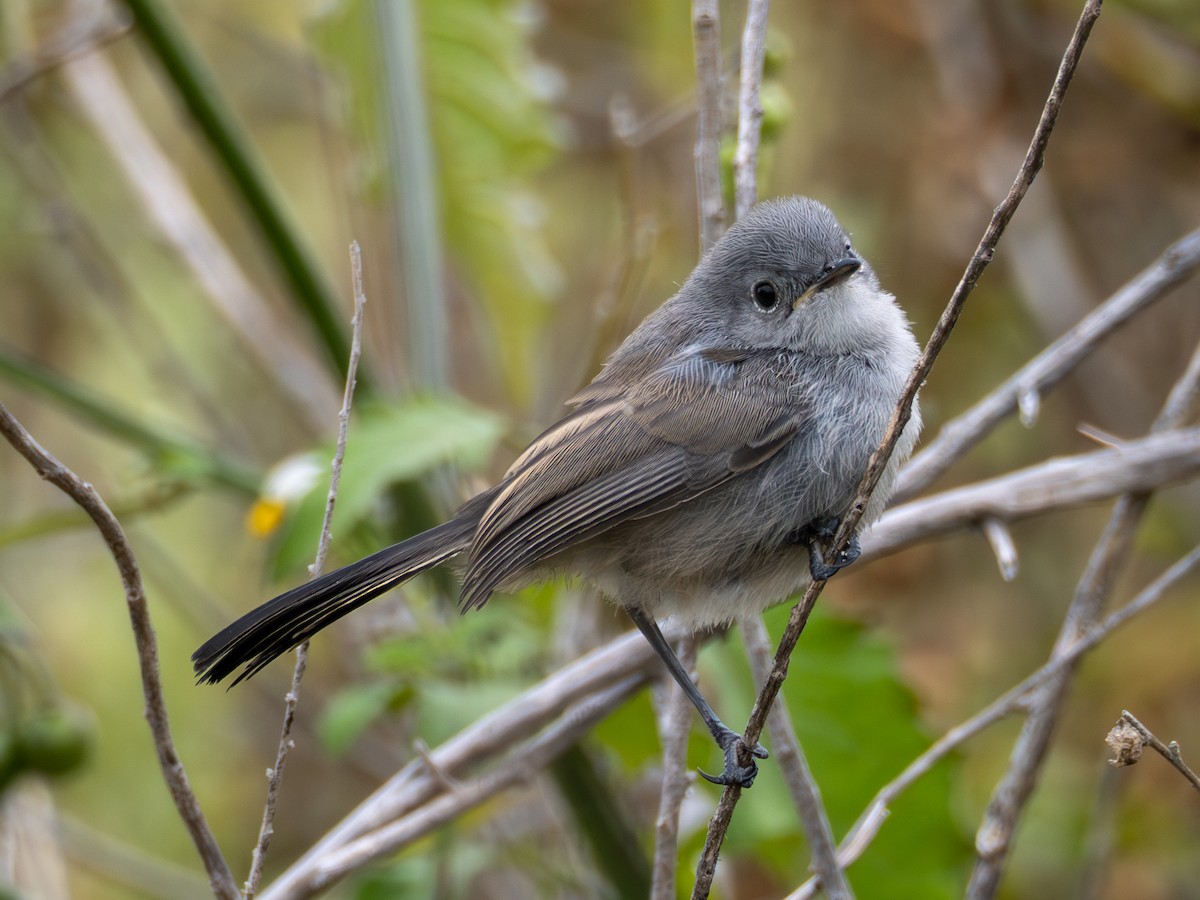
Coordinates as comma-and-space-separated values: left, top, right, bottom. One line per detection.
792, 256, 862, 310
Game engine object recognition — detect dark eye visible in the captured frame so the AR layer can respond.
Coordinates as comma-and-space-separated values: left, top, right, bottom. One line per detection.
752, 281, 777, 310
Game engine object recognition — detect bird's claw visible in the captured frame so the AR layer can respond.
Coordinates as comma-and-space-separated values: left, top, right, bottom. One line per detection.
800, 517, 861, 582
699, 727, 769, 788
808, 535, 860, 581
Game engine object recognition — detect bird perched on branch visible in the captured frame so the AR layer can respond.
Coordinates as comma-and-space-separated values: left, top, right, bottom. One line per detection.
194, 196, 921, 788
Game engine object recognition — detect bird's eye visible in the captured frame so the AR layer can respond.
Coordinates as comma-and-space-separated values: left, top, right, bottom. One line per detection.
752, 281, 777, 310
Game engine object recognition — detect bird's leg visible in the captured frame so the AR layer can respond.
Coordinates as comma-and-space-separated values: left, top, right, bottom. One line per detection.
626, 606, 768, 788
789, 516, 861, 582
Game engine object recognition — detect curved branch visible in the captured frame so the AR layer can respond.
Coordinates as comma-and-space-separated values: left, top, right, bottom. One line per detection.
0, 403, 238, 900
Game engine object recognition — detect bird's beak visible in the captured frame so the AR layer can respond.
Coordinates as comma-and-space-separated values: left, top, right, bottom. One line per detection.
792, 257, 862, 310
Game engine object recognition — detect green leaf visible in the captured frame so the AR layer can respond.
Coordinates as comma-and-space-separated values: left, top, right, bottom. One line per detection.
317, 679, 413, 757
271, 395, 505, 577
680, 605, 969, 897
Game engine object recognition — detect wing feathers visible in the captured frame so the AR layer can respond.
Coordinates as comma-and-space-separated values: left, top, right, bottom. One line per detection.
459, 347, 811, 611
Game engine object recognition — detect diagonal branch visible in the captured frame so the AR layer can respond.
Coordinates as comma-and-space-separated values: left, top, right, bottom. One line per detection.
967, 327, 1200, 896
786, 544, 1200, 899
692, 2, 1104, 891
0, 403, 239, 900
895, 225, 1200, 502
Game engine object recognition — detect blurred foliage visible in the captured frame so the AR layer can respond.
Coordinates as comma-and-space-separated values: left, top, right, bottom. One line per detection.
0, 0, 1197, 898
0, 609, 94, 797
269, 395, 506, 576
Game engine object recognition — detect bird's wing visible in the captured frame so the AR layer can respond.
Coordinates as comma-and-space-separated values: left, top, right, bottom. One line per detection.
459, 346, 812, 609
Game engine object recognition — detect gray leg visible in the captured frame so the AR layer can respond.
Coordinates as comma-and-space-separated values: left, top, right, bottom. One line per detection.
627, 607, 767, 788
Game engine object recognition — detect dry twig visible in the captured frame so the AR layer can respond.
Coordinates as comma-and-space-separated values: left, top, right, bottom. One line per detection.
895, 224, 1200, 503
732, 0, 770, 221
692, 0, 725, 249
740, 616, 851, 900
650, 637, 698, 900
786, 545, 1200, 899
968, 316, 1200, 895
692, 3, 1104, 891
245, 244, 367, 897
0, 403, 239, 900
1107, 711, 1200, 793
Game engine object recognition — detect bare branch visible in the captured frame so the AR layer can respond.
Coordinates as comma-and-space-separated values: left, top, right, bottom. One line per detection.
694, 3, 1103, 887
741, 615, 852, 900
1108, 711, 1200, 793
0, 403, 238, 900
732, 0, 770, 221
692, 0, 725, 249
865, 428, 1200, 561
787, 544, 1200, 900
258, 627, 671, 899
650, 638, 697, 900
895, 225, 1200, 502
270, 676, 647, 899
981, 518, 1018, 582
246, 245, 368, 897
970, 233, 1200, 898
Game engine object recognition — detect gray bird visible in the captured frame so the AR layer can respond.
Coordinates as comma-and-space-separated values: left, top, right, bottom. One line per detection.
193, 196, 921, 788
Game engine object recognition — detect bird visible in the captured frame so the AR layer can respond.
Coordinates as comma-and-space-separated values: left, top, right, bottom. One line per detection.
193, 196, 922, 788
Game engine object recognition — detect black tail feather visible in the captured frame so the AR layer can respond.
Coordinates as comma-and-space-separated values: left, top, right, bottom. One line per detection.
193, 516, 473, 685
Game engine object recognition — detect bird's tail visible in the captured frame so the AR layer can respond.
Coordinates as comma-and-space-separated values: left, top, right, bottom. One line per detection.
193, 515, 474, 686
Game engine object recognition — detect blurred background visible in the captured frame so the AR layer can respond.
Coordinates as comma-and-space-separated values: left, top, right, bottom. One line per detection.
0, 0, 1198, 897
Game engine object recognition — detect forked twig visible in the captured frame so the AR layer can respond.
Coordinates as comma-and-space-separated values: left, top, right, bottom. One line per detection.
692, 2, 1104, 892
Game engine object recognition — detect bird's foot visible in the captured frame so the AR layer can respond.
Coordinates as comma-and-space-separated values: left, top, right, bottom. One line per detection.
808, 532, 860, 581
698, 725, 769, 789
790, 516, 861, 582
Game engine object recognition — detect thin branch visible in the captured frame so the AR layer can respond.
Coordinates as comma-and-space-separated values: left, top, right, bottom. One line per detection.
274, 676, 647, 899
1108, 711, 1200, 793
0, 403, 238, 900
732, 0, 770, 220
693, 3, 1103, 888
258, 627, 671, 900
865, 427, 1200, 561
981, 518, 1019, 582
969, 328, 1200, 897
692, 0, 725, 249
246, 408, 1197, 895
650, 638, 698, 900
740, 616, 852, 900
785, 544, 1200, 899
895, 225, 1200, 502
246, 244, 368, 897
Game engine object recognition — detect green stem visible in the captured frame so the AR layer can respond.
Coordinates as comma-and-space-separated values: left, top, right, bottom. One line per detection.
550, 743, 652, 900
119, 0, 359, 383
0, 348, 259, 493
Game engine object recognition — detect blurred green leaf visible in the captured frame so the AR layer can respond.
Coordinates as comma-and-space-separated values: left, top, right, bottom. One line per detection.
680, 606, 969, 896
312, 0, 563, 406
271, 395, 506, 577
591, 687, 661, 774
318, 679, 413, 756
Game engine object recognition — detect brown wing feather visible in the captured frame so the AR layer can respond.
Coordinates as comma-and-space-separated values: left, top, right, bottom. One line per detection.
459, 348, 812, 610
